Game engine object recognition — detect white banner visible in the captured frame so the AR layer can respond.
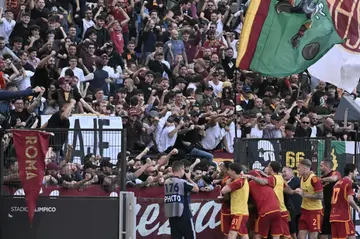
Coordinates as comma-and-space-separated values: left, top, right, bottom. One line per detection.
41, 115, 123, 164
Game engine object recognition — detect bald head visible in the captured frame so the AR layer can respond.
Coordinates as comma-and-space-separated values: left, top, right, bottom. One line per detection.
325, 118, 334, 129
171, 30, 179, 40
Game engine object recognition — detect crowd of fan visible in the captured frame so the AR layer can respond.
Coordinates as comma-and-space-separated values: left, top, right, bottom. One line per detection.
1, 0, 358, 191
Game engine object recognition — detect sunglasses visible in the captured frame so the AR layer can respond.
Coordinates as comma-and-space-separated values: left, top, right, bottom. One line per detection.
302, 121, 310, 124
259, 120, 266, 124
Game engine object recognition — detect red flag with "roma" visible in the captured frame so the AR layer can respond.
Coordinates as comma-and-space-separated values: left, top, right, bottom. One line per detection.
12, 130, 51, 224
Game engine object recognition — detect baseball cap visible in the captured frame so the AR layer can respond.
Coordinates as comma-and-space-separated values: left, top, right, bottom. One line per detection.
59, 77, 70, 85
271, 113, 281, 121
83, 161, 98, 170
285, 124, 296, 132
190, 110, 200, 117
176, 78, 188, 85
242, 85, 252, 93
47, 162, 60, 170
257, 115, 266, 122
264, 86, 275, 93
205, 86, 214, 91
222, 81, 232, 88
145, 70, 155, 76
119, 110, 129, 118
149, 110, 159, 118
100, 160, 115, 168
128, 108, 139, 117
167, 116, 176, 123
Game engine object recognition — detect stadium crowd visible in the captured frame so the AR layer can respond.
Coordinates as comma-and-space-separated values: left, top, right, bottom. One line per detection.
1, 0, 360, 229
1, 1, 360, 239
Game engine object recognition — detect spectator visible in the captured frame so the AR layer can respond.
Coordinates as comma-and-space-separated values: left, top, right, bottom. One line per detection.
294, 116, 312, 138
0, 8, 16, 44
0, 0, 356, 195
0, 36, 19, 61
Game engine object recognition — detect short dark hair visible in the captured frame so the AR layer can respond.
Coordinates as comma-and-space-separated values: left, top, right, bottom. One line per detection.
155, 41, 163, 48
87, 29, 97, 36
172, 161, 184, 172
0, 36, 5, 41
5, 82, 17, 90
229, 163, 246, 175
222, 161, 232, 170
18, 50, 28, 57
344, 163, 357, 176
13, 37, 23, 43
269, 161, 281, 174
64, 68, 74, 77
156, 153, 167, 160
27, 47, 37, 53
68, 56, 77, 61
321, 159, 334, 170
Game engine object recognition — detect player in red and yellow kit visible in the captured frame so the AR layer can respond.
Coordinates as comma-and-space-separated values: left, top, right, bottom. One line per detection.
218, 161, 232, 237
265, 162, 291, 239
245, 170, 282, 239
221, 163, 249, 239
294, 159, 323, 239
330, 163, 360, 239
319, 159, 341, 239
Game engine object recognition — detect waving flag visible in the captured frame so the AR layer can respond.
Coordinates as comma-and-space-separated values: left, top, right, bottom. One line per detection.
236, 0, 343, 77
13, 130, 51, 224
309, 0, 360, 92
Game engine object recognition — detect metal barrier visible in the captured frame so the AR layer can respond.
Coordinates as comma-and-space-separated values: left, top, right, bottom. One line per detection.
0, 128, 129, 239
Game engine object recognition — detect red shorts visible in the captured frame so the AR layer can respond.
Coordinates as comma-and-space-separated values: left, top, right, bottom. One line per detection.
298, 209, 323, 232
331, 221, 355, 239
229, 214, 249, 235
281, 211, 291, 238
255, 211, 282, 237
221, 213, 231, 235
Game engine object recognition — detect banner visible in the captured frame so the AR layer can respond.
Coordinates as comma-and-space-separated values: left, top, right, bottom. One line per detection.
280, 138, 314, 173
40, 115, 123, 164
12, 130, 51, 224
317, 140, 356, 176
4, 186, 223, 238
236, 0, 342, 76
309, 0, 360, 93
247, 139, 280, 170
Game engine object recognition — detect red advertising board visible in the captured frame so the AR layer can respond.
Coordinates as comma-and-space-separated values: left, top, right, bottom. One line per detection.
5, 186, 223, 238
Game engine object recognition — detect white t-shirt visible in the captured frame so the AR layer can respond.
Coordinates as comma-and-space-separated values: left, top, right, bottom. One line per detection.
60, 67, 86, 89
17, 71, 34, 90
0, 18, 16, 43
230, 40, 239, 59
225, 122, 242, 153
154, 112, 172, 145
157, 125, 177, 152
201, 123, 226, 150
82, 19, 95, 39
311, 126, 317, 137
250, 125, 263, 138
209, 80, 223, 97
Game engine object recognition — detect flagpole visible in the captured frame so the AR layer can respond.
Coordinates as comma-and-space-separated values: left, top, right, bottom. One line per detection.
234, 70, 238, 140
233, 70, 239, 163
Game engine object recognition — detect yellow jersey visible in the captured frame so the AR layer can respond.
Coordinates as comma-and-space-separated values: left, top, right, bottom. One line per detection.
272, 174, 287, 212
229, 178, 249, 215
300, 173, 323, 210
